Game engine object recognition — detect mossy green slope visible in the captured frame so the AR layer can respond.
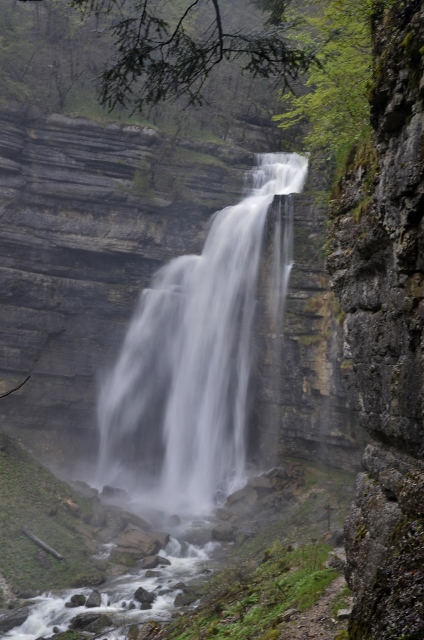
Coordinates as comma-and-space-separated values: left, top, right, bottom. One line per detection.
0, 433, 101, 594
161, 543, 338, 640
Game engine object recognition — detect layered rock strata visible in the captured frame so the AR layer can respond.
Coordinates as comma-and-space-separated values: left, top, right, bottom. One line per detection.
327, 2, 424, 637
0, 105, 359, 472
0, 106, 250, 464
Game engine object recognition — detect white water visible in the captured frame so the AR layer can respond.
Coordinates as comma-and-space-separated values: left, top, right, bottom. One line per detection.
96, 153, 307, 516
5, 539, 218, 640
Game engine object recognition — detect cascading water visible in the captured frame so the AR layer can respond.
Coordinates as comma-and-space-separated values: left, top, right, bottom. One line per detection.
270, 194, 295, 324
96, 153, 308, 515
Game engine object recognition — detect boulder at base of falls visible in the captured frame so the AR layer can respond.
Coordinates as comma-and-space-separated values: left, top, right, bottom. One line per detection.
128, 621, 157, 640
150, 531, 170, 549
258, 490, 291, 511
173, 584, 202, 607
134, 586, 157, 605
215, 507, 236, 521
145, 570, 161, 577
107, 505, 152, 533
226, 485, 258, 507
265, 465, 304, 492
247, 475, 274, 494
212, 523, 238, 542
101, 485, 129, 500
141, 555, 171, 569
224, 486, 259, 517
112, 525, 164, 560
71, 480, 99, 499
65, 593, 87, 608
0, 607, 29, 633
69, 612, 113, 633
93, 504, 152, 544
85, 589, 102, 607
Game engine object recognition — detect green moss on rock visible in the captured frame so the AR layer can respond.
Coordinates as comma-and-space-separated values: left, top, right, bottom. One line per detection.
0, 433, 102, 594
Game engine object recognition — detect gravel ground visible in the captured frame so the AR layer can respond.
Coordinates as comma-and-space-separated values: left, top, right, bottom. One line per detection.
279, 575, 350, 640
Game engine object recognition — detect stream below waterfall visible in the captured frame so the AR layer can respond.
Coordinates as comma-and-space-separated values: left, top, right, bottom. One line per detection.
5, 534, 218, 640
3, 153, 307, 640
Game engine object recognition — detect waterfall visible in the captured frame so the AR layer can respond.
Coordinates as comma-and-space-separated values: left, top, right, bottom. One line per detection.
270, 194, 294, 324
96, 153, 308, 515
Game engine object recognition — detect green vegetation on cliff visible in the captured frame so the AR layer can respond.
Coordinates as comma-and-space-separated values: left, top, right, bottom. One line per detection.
0, 433, 101, 594
274, 0, 373, 162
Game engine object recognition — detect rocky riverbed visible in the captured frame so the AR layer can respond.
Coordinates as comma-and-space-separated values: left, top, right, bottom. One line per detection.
0, 435, 356, 640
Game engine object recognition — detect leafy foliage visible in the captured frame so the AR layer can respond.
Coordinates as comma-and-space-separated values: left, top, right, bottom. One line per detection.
274, 0, 374, 161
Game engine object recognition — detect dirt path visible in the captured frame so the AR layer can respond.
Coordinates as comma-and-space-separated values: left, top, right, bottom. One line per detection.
279, 575, 349, 639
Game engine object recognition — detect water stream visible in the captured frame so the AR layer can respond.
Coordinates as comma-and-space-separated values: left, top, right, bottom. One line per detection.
5, 152, 307, 640
96, 152, 308, 516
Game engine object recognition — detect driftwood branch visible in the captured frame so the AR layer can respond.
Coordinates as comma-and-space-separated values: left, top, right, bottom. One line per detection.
22, 527, 64, 561
0, 376, 30, 399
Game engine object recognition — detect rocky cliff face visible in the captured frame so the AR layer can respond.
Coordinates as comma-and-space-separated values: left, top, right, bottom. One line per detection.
0, 105, 359, 473
254, 180, 362, 471
0, 106, 250, 465
326, 2, 424, 637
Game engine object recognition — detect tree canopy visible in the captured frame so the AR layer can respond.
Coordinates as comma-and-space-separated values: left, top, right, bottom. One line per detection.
274, 0, 374, 161
17, 0, 318, 111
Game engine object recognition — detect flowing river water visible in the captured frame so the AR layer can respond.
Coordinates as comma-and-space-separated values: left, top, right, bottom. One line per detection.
5, 152, 307, 640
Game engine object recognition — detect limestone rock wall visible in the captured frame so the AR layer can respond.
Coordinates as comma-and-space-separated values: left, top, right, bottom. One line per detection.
326, 2, 424, 637
0, 106, 250, 465
0, 105, 359, 473
253, 173, 362, 471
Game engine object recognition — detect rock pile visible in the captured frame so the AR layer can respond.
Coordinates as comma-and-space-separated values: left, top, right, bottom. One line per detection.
212, 466, 301, 542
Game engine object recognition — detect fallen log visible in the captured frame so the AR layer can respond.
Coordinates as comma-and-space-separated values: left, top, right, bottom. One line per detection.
22, 526, 64, 561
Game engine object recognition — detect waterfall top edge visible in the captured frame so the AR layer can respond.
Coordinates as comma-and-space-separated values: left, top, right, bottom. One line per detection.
252, 152, 308, 197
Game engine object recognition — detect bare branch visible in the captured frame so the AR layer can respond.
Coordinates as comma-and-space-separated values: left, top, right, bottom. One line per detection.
211, 0, 224, 61
0, 376, 30, 399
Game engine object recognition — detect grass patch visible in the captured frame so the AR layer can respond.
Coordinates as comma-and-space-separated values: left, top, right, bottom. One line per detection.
163, 543, 338, 640
174, 148, 226, 169
159, 458, 356, 640
0, 433, 102, 594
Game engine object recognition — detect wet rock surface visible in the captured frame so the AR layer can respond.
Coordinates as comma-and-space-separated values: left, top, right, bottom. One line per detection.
253, 167, 362, 472
85, 589, 101, 608
141, 555, 171, 569
0, 107, 250, 469
0, 607, 29, 633
69, 611, 113, 633
134, 586, 157, 605
326, 3, 424, 638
